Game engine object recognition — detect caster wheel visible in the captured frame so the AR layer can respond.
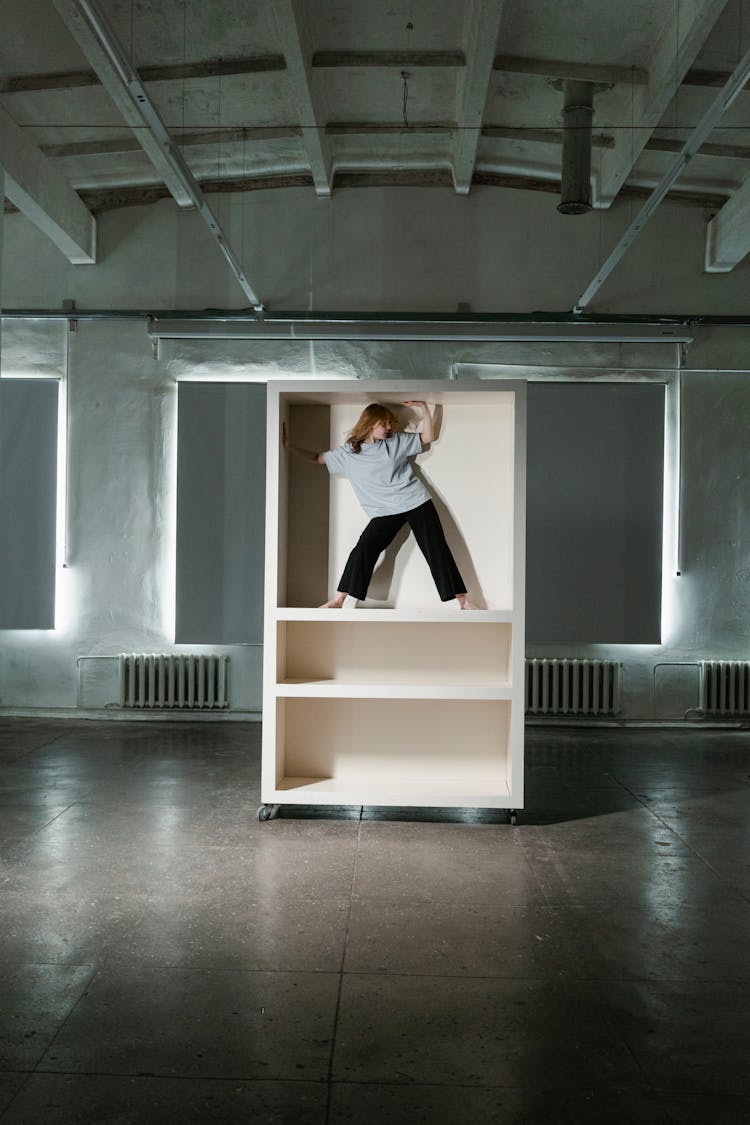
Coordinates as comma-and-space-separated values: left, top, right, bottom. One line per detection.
258, 805, 273, 822
509, 810, 518, 826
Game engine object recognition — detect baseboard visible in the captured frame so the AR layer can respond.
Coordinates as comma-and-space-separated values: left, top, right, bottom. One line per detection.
0, 707, 262, 722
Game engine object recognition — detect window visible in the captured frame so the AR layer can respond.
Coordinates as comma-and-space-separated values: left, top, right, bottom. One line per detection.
175, 382, 266, 643
525, 382, 665, 644
0, 378, 59, 629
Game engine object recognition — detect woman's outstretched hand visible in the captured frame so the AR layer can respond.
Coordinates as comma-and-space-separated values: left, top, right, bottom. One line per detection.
282, 422, 324, 465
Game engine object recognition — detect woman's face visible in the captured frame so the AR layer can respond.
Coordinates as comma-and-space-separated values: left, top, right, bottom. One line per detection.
369, 418, 392, 441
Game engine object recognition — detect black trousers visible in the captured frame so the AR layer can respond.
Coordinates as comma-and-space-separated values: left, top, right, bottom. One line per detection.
338, 499, 466, 602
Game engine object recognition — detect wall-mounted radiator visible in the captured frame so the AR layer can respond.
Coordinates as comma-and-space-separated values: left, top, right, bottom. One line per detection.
701, 660, 750, 715
119, 654, 229, 709
526, 658, 622, 716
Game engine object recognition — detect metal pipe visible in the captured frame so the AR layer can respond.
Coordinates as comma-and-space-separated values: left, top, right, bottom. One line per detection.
0, 309, 690, 323
5, 308, 750, 328
558, 80, 594, 215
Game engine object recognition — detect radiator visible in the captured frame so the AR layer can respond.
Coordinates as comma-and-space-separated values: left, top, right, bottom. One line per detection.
526, 658, 622, 716
701, 660, 750, 715
119, 654, 229, 709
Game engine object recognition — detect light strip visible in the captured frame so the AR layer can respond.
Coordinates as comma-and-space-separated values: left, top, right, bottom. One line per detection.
148, 318, 693, 344
53, 361, 71, 632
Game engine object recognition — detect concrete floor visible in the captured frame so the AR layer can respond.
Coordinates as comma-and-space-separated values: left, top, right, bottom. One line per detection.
0, 719, 749, 1124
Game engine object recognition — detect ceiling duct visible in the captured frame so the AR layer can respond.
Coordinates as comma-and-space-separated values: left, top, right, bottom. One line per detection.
557, 79, 595, 215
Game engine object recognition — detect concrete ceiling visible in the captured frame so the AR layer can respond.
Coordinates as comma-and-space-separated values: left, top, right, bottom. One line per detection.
2, 0, 750, 296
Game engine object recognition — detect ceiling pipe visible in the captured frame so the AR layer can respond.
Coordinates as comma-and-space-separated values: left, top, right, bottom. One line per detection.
0, 308, 730, 328
557, 80, 595, 214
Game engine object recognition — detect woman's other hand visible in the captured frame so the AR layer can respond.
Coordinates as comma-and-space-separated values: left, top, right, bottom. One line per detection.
402, 401, 434, 445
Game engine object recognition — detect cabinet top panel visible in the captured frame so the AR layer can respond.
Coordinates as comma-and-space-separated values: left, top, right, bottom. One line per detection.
269, 379, 524, 407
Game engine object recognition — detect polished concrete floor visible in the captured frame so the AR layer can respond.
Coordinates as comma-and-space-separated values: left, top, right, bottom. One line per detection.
1, 718, 749, 1124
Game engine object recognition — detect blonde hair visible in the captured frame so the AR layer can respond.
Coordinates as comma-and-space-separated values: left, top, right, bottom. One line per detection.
347, 403, 400, 454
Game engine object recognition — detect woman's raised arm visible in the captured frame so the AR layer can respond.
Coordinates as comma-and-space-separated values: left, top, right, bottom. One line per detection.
402, 400, 435, 446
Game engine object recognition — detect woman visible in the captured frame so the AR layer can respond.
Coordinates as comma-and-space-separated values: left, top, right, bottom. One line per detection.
283, 401, 477, 609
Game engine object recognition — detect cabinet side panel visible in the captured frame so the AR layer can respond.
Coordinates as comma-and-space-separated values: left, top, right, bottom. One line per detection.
262, 389, 281, 804
287, 403, 331, 606
264, 392, 290, 610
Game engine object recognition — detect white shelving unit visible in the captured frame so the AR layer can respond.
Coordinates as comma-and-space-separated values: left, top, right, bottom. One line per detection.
260, 380, 526, 817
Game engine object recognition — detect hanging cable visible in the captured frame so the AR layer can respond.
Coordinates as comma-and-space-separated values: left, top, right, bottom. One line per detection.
597, 125, 604, 267
241, 112, 247, 276
181, 0, 187, 149
629, 64, 635, 225
674, 0, 680, 130
216, 58, 223, 224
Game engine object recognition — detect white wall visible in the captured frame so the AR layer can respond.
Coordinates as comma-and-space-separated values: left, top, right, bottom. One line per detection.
5, 183, 750, 314
3, 183, 750, 720
0, 319, 264, 715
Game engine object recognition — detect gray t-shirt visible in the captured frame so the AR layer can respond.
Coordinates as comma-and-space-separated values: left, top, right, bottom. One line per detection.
323, 431, 431, 517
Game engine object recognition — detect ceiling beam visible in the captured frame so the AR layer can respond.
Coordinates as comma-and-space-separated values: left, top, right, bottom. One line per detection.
684, 66, 750, 88
52, 0, 263, 310
0, 55, 286, 95
312, 50, 464, 68
78, 173, 314, 213
596, 0, 728, 206
482, 125, 615, 148
327, 121, 454, 135
52, 0, 195, 207
1, 50, 661, 91
646, 135, 750, 160
453, 0, 507, 193
270, 0, 331, 196
0, 104, 95, 263
483, 125, 750, 160
42, 125, 302, 159
21, 53, 750, 96
575, 37, 750, 312
9, 168, 719, 216
39, 122, 750, 165
705, 174, 750, 270
493, 55, 648, 86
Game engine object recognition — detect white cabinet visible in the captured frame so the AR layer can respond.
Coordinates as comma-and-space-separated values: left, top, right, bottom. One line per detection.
261, 380, 526, 815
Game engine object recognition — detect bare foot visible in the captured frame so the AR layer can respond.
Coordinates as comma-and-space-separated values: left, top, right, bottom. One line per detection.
320, 594, 347, 609
456, 594, 479, 611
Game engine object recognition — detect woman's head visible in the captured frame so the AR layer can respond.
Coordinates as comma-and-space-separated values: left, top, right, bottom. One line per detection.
347, 403, 400, 453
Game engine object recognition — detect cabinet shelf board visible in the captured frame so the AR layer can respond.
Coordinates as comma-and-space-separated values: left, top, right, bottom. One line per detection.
270, 775, 515, 809
276, 680, 512, 700
275, 608, 514, 623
